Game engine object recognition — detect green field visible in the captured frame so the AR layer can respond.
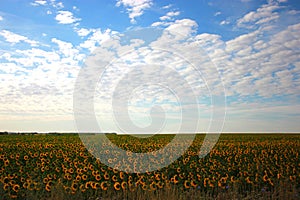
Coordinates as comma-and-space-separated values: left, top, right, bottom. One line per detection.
0, 134, 299, 199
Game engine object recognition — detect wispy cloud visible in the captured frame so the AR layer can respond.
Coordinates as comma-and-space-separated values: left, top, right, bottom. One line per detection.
116, 0, 153, 23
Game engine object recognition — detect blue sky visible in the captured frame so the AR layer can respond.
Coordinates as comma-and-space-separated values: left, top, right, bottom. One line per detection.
0, 0, 300, 133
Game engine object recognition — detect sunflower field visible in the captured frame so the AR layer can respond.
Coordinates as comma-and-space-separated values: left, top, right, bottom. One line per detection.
0, 133, 299, 200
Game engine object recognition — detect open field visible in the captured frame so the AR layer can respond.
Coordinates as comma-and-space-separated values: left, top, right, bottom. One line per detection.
0, 134, 299, 199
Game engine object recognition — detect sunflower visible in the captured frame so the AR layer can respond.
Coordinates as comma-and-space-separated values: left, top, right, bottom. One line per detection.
112, 182, 120, 191
76, 175, 81, 181
184, 180, 191, 189
80, 184, 86, 192
3, 176, 9, 184
156, 181, 164, 189
263, 174, 268, 182
277, 173, 282, 179
191, 180, 197, 188
119, 171, 125, 180
95, 174, 101, 181
245, 177, 253, 184
121, 181, 127, 190
55, 167, 61, 173
45, 184, 51, 192
82, 174, 88, 181
100, 167, 106, 172
83, 166, 88, 172
113, 165, 118, 173
141, 183, 148, 191
71, 182, 78, 192
3, 183, 10, 191
92, 170, 99, 177
104, 172, 110, 180
85, 181, 90, 189
204, 178, 209, 188
112, 175, 118, 182
43, 177, 48, 184
101, 181, 108, 191
89, 164, 94, 171
173, 175, 179, 184
9, 180, 16, 185
155, 174, 161, 181
149, 181, 157, 191
179, 173, 184, 179
69, 168, 74, 174
23, 182, 28, 189
47, 174, 53, 180
90, 182, 97, 190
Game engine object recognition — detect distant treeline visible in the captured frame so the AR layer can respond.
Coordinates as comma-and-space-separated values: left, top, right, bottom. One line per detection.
0, 132, 118, 135
0, 132, 39, 135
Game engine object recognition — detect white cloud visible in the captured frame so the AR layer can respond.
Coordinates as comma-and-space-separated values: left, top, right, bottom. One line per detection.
30, 0, 47, 6
152, 11, 181, 27
0, 36, 83, 131
78, 22, 226, 133
162, 4, 172, 9
51, 38, 85, 65
47, 10, 52, 15
165, 19, 198, 37
52, 1, 64, 9
55, 10, 80, 24
79, 29, 112, 52
288, 10, 300, 15
0, 16, 3, 21
237, 2, 281, 28
159, 11, 180, 21
76, 28, 92, 37
151, 21, 171, 27
73, 6, 79, 11
116, 0, 153, 23
0, 30, 38, 46
220, 20, 229, 25
214, 11, 221, 16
